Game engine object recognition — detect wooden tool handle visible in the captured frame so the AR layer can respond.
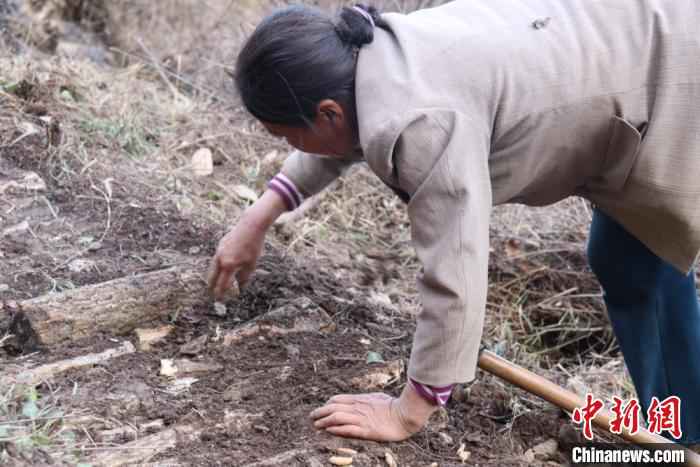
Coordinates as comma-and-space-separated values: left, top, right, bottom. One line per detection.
477, 350, 700, 466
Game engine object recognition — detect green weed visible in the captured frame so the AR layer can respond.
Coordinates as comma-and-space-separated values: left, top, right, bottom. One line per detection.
0, 384, 87, 465
78, 117, 159, 158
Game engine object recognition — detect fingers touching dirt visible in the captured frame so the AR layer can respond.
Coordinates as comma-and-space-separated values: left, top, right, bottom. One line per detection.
208, 256, 254, 301
207, 222, 264, 300
309, 393, 415, 442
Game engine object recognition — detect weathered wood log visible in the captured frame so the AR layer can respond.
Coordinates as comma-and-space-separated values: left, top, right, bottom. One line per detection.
1, 259, 223, 352
0, 341, 135, 387
88, 424, 201, 467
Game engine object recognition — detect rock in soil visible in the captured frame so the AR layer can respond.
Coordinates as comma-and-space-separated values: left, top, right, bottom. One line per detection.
329, 456, 353, 466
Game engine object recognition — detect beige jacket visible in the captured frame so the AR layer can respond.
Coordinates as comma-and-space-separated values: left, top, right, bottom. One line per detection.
280, 0, 700, 386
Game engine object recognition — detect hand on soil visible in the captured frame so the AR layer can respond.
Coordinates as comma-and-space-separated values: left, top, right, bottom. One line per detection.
208, 190, 287, 300
310, 387, 437, 442
208, 217, 265, 300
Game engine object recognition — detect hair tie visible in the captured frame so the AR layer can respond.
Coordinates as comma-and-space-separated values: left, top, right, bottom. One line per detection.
352, 6, 375, 28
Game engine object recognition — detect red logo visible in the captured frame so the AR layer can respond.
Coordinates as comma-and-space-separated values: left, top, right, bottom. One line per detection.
647, 396, 682, 440
572, 394, 683, 440
609, 396, 641, 435
572, 394, 604, 440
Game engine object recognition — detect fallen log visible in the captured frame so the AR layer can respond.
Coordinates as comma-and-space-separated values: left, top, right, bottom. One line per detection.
1, 259, 221, 353
88, 424, 201, 467
0, 341, 135, 387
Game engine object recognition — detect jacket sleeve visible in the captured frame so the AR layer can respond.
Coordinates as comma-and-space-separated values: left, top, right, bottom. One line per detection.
271, 150, 360, 210
392, 110, 492, 387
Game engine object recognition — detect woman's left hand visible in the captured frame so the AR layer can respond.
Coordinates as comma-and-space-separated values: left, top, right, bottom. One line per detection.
309, 383, 438, 442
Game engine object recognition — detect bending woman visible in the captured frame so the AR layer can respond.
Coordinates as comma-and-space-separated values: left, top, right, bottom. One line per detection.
209, 0, 700, 444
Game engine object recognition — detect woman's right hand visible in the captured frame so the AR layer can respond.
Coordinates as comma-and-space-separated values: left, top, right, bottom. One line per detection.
208, 189, 288, 300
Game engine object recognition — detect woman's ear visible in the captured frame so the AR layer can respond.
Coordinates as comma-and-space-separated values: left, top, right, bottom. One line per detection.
316, 99, 345, 128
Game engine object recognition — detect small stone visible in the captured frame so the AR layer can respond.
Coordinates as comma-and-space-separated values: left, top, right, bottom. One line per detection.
438, 432, 454, 446
0, 284, 10, 292
160, 359, 178, 377
191, 148, 214, 177
188, 246, 201, 255
329, 456, 353, 466
213, 302, 227, 317
384, 450, 398, 467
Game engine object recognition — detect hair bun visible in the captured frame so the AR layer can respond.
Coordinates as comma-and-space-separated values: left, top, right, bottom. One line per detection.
336, 4, 380, 47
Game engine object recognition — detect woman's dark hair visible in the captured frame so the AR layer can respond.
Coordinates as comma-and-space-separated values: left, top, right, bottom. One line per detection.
235, 4, 385, 128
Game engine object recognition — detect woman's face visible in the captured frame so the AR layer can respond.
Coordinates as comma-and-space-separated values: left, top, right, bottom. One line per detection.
262, 122, 340, 157
261, 99, 357, 158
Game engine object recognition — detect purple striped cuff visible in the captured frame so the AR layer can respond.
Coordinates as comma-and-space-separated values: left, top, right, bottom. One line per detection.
268, 173, 304, 211
410, 379, 454, 407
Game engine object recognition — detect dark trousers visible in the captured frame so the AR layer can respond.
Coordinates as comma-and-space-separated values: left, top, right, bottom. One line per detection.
587, 209, 700, 444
